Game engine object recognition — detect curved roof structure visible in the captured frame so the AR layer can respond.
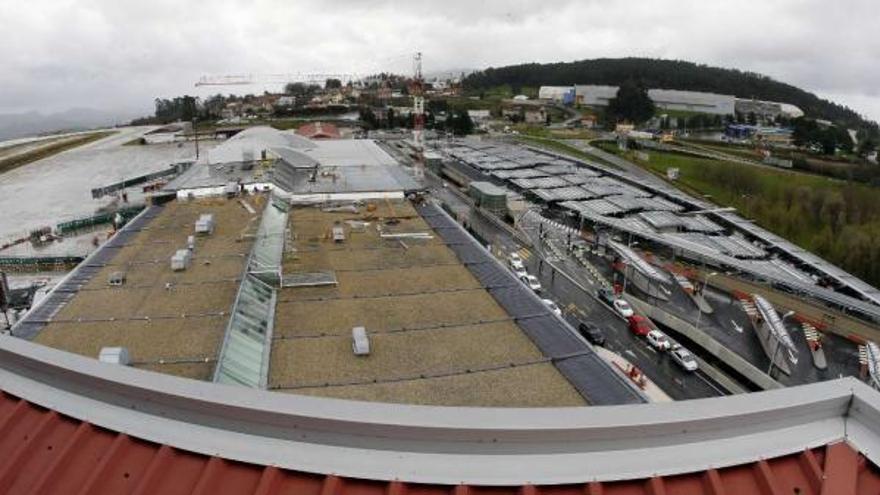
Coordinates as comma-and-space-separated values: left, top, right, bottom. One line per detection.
205, 126, 315, 164
2, 332, 880, 493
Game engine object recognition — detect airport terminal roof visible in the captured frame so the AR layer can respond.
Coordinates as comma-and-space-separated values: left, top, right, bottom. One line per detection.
267, 199, 642, 406
21, 195, 266, 380
12, 193, 641, 407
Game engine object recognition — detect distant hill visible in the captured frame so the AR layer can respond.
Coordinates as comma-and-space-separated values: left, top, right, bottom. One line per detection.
463, 58, 875, 130
0, 108, 136, 141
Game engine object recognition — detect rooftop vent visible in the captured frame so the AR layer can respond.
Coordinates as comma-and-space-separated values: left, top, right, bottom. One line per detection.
195, 213, 215, 235
332, 224, 345, 243
108, 271, 127, 286
98, 346, 130, 365
171, 249, 192, 271
352, 326, 370, 356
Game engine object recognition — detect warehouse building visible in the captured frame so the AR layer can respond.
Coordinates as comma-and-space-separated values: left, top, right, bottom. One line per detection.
576, 85, 736, 115
537, 85, 575, 103
648, 88, 735, 115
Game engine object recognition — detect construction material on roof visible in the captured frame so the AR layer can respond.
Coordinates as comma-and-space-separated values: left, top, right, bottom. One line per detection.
281, 271, 338, 287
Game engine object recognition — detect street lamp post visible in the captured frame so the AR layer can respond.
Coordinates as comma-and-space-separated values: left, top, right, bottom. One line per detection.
193, 117, 200, 160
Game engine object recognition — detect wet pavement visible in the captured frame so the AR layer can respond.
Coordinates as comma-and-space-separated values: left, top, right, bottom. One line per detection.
0, 126, 216, 244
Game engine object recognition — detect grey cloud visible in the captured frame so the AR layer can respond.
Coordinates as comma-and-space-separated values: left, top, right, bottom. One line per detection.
1, 0, 878, 121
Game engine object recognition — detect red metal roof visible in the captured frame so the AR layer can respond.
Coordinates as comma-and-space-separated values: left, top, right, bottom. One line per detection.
1, 390, 879, 495
296, 122, 341, 139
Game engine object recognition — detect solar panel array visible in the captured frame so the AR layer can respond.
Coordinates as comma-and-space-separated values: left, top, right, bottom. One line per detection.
444, 139, 880, 322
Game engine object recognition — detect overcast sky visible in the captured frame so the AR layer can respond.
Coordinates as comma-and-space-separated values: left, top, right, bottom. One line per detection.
2, 0, 878, 121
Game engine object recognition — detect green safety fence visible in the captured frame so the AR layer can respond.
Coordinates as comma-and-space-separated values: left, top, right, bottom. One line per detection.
56, 205, 145, 235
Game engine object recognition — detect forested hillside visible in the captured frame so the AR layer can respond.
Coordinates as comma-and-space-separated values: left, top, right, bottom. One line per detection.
463, 58, 875, 131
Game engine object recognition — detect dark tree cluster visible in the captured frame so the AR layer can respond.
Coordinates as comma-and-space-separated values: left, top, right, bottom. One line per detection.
605, 80, 654, 124
791, 118, 854, 155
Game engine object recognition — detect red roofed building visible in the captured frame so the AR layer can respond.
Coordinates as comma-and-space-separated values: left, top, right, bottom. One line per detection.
295, 121, 341, 139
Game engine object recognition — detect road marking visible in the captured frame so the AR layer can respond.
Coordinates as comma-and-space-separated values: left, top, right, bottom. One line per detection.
731, 320, 743, 333
624, 350, 637, 359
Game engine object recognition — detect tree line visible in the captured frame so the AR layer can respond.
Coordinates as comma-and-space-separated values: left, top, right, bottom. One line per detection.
682, 157, 880, 287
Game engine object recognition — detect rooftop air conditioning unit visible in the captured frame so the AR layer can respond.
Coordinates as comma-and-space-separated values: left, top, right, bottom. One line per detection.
98, 346, 130, 365
171, 249, 192, 271
224, 182, 239, 198
352, 326, 370, 356
195, 213, 214, 235
108, 271, 127, 286
187, 235, 196, 251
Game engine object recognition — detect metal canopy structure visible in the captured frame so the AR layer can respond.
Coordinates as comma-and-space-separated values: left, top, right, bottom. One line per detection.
609, 240, 670, 284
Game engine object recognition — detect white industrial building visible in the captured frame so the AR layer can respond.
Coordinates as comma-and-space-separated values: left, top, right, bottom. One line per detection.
735, 98, 805, 119
574, 85, 735, 115
647, 89, 735, 115
575, 85, 620, 106
538, 86, 574, 101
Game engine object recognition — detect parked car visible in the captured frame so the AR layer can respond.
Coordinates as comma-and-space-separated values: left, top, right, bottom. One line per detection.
577, 321, 606, 346
628, 315, 651, 336
519, 274, 542, 292
613, 298, 634, 318
646, 330, 671, 351
508, 253, 525, 271
670, 345, 699, 371
541, 299, 562, 317
597, 287, 616, 306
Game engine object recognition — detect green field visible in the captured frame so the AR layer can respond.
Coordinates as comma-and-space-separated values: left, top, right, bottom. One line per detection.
602, 146, 880, 287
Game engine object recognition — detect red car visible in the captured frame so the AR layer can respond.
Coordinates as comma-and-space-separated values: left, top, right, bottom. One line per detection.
628, 315, 651, 336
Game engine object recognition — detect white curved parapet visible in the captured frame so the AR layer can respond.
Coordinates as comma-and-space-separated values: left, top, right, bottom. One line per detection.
1, 333, 880, 485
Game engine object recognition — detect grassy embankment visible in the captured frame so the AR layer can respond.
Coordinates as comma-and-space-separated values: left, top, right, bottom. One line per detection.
595, 142, 880, 287
515, 135, 619, 169
0, 131, 115, 175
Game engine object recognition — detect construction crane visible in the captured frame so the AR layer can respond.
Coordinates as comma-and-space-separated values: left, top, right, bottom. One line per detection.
195, 73, 361, 87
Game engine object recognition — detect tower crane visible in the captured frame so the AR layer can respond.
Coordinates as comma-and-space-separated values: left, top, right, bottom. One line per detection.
194, 73, 361, 87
